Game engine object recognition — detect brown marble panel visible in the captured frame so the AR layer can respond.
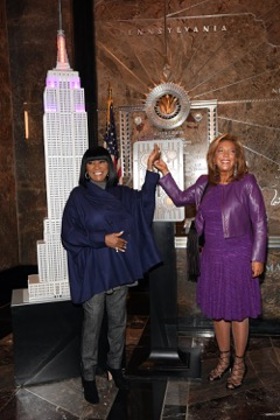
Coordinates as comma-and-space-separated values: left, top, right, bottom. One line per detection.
0, 1, 19, 270
95, 0, 165, 21
261, 250, 280, 319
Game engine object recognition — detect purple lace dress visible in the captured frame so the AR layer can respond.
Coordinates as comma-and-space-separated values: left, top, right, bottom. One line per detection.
196, 183, 262, 321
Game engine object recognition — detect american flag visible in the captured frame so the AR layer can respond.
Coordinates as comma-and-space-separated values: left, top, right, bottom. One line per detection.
104, 88, 122, 183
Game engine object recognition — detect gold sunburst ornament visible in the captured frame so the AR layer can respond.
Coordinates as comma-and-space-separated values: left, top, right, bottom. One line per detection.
145, 82, 190, 130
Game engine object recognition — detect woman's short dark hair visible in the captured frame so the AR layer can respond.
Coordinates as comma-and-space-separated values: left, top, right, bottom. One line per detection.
207, 133, 248, 184
79, 146, 118, 187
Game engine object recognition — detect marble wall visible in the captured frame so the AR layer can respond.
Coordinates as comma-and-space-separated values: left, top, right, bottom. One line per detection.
0, 0, 18, 269
95, 1, 280, 234
94, 0, 280, 319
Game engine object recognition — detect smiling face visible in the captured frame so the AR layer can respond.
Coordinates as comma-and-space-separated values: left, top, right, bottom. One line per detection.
214, 140, 237, 179
86, 159, 109, 183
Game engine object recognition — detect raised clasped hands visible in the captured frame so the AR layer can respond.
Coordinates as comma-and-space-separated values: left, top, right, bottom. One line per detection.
105, 231, 127, 253
147, 144, 170, 176
147, 144, 161, 170
150, 144, 170, 176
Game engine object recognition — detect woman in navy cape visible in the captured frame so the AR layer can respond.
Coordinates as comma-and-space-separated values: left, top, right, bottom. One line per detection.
61, 145, 161, 404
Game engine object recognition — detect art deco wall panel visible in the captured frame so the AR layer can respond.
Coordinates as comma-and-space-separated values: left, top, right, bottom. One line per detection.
95, 0, 280, 322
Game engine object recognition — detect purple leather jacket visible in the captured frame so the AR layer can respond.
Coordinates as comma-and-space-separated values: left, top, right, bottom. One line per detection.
159, 172, 268, 262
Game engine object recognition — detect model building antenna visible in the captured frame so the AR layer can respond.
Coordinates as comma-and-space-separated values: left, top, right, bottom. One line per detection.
56, 0, 71, 70
58, 0, 62, 30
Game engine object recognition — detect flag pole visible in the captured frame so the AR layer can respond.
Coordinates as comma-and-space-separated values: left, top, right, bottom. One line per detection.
106, 83, 112, 124
104, 84, 122, 183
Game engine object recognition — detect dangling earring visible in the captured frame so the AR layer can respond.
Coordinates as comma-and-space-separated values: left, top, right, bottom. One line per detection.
234, 164, 238, 177
85, 172, 90, 180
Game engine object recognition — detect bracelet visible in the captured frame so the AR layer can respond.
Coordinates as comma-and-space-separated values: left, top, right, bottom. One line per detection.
147, 168, 154, 172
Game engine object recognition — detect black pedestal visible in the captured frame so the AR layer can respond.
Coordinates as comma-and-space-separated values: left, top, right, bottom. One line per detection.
127, 222, 201, 379
11, 289, 83, 385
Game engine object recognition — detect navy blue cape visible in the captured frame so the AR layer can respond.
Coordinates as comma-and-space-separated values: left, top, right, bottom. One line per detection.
61, 171, 162, 304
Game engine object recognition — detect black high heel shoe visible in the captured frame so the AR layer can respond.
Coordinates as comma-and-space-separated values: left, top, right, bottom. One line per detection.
107, 367, 129, 391
226, 355, 247, 390
208, 350, 231, 382
82, 378, 99, 404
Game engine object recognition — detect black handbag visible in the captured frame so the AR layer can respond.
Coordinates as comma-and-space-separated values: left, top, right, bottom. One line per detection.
186, 183, 208, 282
186, 220, 205, 281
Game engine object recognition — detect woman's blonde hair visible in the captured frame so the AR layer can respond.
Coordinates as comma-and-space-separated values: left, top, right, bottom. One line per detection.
207, 133, 248, 184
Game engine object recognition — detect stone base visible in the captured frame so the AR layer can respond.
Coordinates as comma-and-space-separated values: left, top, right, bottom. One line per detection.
11, 289, 83, 385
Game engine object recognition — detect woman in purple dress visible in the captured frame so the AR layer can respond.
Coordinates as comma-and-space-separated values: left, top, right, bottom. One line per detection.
153, 133, 267, 390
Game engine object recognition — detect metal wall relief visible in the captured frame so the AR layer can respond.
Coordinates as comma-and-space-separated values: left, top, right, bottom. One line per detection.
119, 99, 218, 188
144, 82, 191, 130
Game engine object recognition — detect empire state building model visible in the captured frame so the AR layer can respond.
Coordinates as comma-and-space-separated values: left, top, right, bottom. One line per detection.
28, 29, 88, 301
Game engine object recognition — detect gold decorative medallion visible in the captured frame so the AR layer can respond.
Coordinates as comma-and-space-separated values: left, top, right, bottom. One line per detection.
145, 83, 190, 129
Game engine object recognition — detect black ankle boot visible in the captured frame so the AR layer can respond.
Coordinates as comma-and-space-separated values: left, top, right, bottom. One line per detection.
82, 378, 99, 404
107, 367, 129, 391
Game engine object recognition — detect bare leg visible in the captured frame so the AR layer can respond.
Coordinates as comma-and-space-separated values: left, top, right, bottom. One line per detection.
231, 318, 249, 357
226, 318, 249, 389
208, 320, 231, 381
213, 320, 231, 351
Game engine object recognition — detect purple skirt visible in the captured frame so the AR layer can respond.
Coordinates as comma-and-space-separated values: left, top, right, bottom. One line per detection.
196, 185, 262, 321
